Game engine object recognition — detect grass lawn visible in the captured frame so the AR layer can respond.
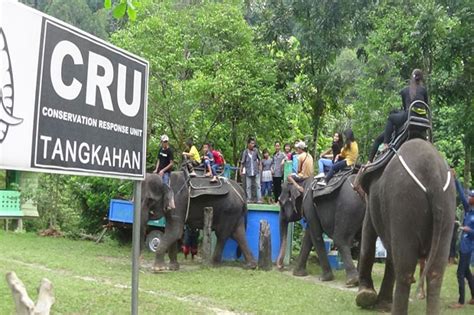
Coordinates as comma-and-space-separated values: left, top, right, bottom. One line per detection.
0, 231, 472, 314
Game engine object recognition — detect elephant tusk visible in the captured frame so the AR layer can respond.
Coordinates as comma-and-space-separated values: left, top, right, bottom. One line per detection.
442, 171, 451, 192
0, 101, 23, 125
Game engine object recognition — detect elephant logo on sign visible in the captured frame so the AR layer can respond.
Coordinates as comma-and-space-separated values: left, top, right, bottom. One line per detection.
0, 27, 23, 143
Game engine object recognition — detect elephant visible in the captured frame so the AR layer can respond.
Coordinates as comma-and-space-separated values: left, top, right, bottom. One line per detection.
277, 174, 365, 286
355, 139, 456, 314
140, 172, 257, 271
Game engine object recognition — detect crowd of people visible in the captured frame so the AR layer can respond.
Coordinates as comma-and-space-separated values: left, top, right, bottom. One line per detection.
153, 129, 360, 204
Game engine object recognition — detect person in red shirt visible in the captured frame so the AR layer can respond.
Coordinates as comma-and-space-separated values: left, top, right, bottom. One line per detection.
210, 143, 225, 183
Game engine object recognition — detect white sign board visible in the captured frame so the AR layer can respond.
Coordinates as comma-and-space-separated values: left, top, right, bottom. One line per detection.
0, 1, 148, 179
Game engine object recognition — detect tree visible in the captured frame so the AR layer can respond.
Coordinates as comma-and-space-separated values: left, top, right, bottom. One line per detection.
112, 0, 289, 164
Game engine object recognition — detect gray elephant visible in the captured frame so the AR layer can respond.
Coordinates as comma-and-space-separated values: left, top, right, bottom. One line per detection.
277, 174, 365, 286
355, 139, 456, 314
140, 172, 257, 271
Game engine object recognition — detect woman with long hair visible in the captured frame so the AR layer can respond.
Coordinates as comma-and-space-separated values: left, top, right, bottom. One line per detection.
315, 132, 344, 179
318, 129, 358, 186
368, 69, 428, 162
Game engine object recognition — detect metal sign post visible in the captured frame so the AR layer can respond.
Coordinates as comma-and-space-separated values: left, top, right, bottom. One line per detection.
131, 181, 141, 315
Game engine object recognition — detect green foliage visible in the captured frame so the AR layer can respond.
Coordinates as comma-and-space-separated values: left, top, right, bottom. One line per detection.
105, 0, 140, 21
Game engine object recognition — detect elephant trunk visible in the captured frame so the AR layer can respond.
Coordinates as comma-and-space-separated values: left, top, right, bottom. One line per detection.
276, 213, 289, 269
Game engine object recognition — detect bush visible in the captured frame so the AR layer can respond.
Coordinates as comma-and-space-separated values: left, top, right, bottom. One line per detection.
68, 176, 133, 234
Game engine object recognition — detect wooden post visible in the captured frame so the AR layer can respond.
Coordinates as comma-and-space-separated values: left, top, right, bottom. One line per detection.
202, 207, 213, 265
5, 271, 54, 315
258, 220, 272, 271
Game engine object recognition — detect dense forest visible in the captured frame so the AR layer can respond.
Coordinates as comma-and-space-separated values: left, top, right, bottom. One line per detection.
9, 0, 473, 235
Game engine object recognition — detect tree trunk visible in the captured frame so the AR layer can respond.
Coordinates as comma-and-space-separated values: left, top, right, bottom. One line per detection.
464, 142, 471, 188
311, 94, 325, 165
5, 271, 54, 315
231, 119, 238, 166
258, 220, 272, 271
202, 207, 213, 265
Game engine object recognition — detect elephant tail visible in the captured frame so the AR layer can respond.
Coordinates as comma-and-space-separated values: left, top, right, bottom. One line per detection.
416, 186, 446, 296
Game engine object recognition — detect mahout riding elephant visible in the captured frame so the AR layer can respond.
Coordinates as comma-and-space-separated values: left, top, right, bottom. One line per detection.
355, 139, 455, 314
277, 174, 365, 286
140, 172, 257, 271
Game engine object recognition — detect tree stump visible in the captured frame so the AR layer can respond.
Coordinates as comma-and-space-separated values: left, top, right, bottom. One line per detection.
258, 220, 272, 271
5, 271, 54, 315
202, 207, 213, 265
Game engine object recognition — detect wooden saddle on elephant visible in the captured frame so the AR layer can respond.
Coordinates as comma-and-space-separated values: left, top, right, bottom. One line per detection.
356, 101, 432, 192
182, 167, 230, 198
311, 167, 356, 199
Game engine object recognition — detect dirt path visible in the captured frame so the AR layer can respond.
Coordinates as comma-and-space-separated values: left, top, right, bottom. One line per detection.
0, 257, 245, 315
281, 270, 358, 293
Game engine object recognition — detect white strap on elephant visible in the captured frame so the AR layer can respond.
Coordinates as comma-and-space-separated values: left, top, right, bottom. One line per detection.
391, 148, 451, 193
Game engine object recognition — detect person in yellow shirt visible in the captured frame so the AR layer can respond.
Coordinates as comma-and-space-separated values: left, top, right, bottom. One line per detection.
183, 138, 201, 177
287, 141, 314, 192
318, 129, 358, 186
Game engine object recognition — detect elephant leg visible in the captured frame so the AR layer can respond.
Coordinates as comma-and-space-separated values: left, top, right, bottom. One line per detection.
293, 229, 312, 277
168, 241, 180, 271
356, 211, 378, 308
375, 254, 395, 312
232, 220, 257, 269
153, 218, 183, 272
338, 244, 358, 287
305, 209, 333, 281
276, 214, 289, 270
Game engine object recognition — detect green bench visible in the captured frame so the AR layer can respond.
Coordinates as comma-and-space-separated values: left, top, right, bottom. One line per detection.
0, 190, 22, 218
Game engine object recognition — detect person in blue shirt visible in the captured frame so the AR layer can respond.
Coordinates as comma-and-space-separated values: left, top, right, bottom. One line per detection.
291, 140, 300, 173
450, 174, 474, 309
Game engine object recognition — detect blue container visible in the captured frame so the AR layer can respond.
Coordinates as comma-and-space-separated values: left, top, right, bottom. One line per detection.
221, 238, 240, 260
221, 203, 292, 263
108, 199, 165, 227
328, 252, 343, 270
109, 199, 134, 223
